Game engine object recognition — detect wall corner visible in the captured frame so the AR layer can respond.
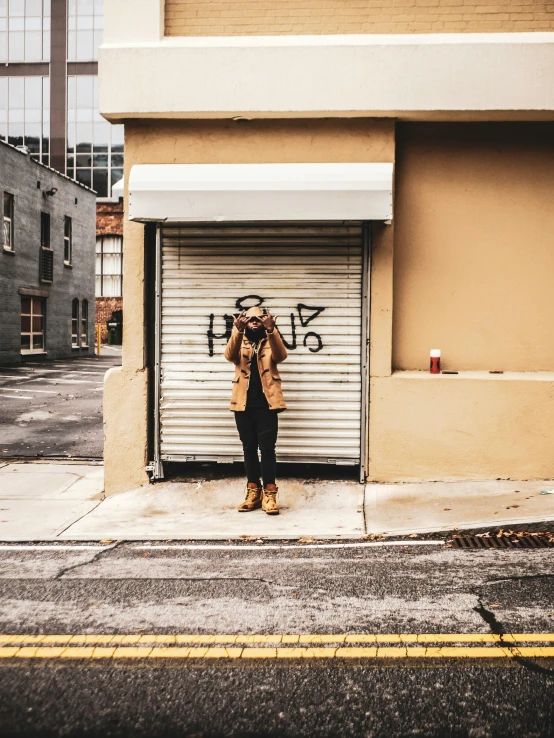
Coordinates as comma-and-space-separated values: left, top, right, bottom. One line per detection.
103, 365, 150, 495
369, 221, 394, 378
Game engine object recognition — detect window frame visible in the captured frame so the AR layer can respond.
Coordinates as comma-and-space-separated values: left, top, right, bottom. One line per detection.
64, 215, 72, 265
39, 211, 53, 284
80, 299, 89, 348
21, 296, 46, 355
95, 234, 123, 298
71, 298, 79, 348
40, 211, 50, 249
3, 192, 14, 252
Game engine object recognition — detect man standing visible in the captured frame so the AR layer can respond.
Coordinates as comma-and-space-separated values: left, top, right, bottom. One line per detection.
224, 306, 288, 515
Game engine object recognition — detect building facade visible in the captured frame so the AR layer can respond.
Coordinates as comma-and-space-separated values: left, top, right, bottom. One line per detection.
99, 0, 554, 494
1, 0, 124, 338
1, 139, 96, 364
0, 0, 123, 196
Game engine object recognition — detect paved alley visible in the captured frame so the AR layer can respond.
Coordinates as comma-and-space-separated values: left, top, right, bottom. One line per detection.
0, 349, 121, 460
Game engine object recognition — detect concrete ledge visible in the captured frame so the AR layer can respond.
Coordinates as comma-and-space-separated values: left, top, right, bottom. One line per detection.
365, 478, 554, 536
0, 462, 552, 540
0, 463, 104, 540
369, 374, 554, 482
99, 32, 554, 120
59, 478, 365, 540
393, 370, 554, 382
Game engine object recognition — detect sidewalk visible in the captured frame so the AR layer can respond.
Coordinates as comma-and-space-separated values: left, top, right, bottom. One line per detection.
0, 461, 553, 540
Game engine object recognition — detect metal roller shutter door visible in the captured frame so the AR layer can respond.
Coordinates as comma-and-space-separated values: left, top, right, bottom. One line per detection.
159, 222, 366, 466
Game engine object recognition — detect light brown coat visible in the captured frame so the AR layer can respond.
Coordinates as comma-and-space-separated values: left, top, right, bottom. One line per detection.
224, 327, 288, 412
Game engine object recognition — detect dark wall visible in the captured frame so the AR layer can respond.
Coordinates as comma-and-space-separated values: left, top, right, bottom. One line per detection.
0, 142, 96, 364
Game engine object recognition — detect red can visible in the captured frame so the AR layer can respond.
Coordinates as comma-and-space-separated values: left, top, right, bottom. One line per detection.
430, 349, 441, 374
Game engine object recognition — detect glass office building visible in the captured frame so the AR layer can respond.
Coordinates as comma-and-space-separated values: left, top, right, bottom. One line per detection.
0, 0, 123, 198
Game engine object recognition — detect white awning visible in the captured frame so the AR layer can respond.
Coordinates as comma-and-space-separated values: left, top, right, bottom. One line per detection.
128, 163, 393, 222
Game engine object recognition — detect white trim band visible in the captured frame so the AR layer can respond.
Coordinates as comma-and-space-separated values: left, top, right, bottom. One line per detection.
99, 32, 554, 120
128, 162, 394, 222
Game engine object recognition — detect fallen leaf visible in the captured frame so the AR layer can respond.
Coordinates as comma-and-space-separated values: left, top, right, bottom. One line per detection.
444, 508, 452, 511
298, 537, 314, 544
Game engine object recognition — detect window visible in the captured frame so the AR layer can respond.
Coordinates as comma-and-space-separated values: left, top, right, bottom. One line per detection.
81, 299, 88, 347
67, 0, 104, 63
71, 298, 79, 347
0, 0, 51, 64
66, 75, 123, 197
40, 211, 53, 283
40, 211, 49, 248
0, 76, 50, 165
96, 235, 122, 297
64, 216, 72, 264
3, 192, 14, 251
21, 296, 45, 353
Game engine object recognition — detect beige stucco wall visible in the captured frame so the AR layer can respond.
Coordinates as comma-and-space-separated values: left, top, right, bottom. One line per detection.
104, 119, 395, 494
393, 123, 554, 373
369, 372, 554, 481
165, 0, 554, 36
366, 121, 554, 482
104, 118, 554, 492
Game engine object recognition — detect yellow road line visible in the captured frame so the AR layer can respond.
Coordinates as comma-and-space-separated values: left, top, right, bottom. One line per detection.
0, 634, 554, 660
1, 645, 554, 660
0, 633, 554, 660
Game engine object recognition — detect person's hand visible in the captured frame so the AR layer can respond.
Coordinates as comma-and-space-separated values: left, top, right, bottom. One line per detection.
261, 309, 277, 333
233, 311, 248, 333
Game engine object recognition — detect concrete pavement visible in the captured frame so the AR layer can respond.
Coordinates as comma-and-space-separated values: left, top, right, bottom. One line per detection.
1, 461, 553, 540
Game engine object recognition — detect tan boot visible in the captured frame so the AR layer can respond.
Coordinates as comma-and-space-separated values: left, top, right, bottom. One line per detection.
238, 483, 262, 512
262, 484, 279, 515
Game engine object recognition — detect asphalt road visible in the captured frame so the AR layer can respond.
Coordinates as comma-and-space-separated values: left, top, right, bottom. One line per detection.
0, 349, 121, 460
0, 542, 552, 737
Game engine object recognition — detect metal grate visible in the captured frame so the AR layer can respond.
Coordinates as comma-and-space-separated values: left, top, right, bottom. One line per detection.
452, 534, 553, 550
40, 247, 54, 284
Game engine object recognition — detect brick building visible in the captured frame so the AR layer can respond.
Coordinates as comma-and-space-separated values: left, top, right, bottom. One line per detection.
95, 199, 123, 342
99, 0, 554, 495
1, 140, 96, 365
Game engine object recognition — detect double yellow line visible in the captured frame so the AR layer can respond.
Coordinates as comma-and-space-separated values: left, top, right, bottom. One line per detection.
0, 634, 553, 660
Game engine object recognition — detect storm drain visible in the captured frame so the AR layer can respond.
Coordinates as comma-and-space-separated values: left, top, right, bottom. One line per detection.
452, 534, 554, 550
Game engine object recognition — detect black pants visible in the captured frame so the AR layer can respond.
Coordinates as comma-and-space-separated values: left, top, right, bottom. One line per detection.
234, 406, 278, 487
